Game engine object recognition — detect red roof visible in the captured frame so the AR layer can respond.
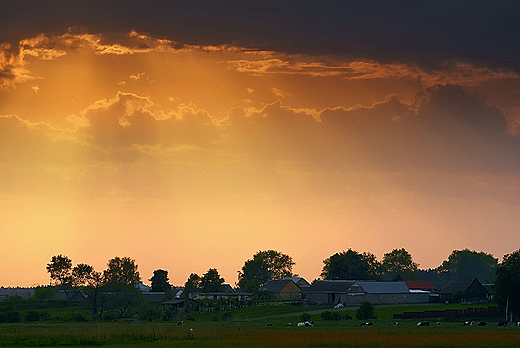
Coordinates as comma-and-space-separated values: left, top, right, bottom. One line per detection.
404, 280, 436, 290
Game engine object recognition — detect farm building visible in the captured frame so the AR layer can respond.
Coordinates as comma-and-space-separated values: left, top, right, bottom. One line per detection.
305, 280, 356, 304
259, 279, 303, 300
162, 298, 199, 312
440, 278, 492, 303
346, 281, 411, 306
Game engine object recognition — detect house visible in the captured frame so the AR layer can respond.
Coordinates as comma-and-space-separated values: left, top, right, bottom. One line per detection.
259, 279, 302, 300
162, 298, 199, 312
305, 280, 356, 304
440, 278, 491, 303
347, 281, 411, 306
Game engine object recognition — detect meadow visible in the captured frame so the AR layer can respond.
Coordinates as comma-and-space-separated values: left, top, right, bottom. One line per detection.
1, 303, 520, 347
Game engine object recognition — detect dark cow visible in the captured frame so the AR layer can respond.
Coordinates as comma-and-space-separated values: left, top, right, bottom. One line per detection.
497, 322, 508, 327
417, 321, 430, 327
463, 321, 473, 326
476, 321, 487, 326
360, 322, 373, 327
266, 323, 273, 327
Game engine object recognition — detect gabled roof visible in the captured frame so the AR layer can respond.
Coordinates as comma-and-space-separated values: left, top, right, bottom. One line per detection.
260, 279, 300, 294
441, 279, 481, 294
357, 281, 410, 294
307, 280, 356, 293
283, 277, 310, 286
404, 280, 436, 291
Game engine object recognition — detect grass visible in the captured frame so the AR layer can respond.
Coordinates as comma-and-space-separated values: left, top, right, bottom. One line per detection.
0, 303, 516, 347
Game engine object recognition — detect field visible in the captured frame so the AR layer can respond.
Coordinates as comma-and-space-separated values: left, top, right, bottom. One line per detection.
1, 304, 520, 347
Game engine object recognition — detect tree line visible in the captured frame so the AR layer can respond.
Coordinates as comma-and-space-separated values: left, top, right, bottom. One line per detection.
44, 247, 520, 319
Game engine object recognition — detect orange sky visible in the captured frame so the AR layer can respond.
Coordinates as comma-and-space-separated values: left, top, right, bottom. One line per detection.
1, 27, 520, 287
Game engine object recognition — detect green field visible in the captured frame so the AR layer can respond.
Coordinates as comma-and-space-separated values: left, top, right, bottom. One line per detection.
1, 303, 519, 347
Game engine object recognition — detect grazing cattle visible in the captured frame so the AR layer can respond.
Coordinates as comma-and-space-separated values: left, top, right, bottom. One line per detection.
304, 321, 314, 327
177, 321, 184, 325
417, 321, 430, 327
297, 322, 305, 327
266, 323, 273, 327
436, 322, 441, 326
497, 322, 508, 327
463, 321, 473, 326
360, 322, 373, 327
515, 322, 520, 327
287, 323, 292, 327
393, 321, 399, 326
476, 321, 487, 326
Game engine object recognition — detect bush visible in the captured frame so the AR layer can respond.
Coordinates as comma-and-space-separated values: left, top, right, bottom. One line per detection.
7, 311, 22, 323
321, 311, 344, 321
356, 301, 376, 320
25, 311, 40, 322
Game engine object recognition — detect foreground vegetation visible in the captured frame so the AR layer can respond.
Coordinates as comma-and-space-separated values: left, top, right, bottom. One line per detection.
1, 303, 519, 347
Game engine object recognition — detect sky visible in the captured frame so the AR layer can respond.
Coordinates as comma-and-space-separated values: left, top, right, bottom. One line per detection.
1, 1, 519, 287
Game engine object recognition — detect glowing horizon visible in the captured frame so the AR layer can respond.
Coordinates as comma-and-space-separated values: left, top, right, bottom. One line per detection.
1, 16, 519, 288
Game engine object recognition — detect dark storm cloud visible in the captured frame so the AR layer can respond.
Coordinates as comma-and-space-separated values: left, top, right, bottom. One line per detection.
2, 1, 519, 71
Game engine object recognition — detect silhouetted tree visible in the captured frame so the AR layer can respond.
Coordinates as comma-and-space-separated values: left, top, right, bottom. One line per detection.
46, 254, 73, 288
321, 249, 379, 280
183, 273, 201, 297
494, 249, 520, 320
103, 256, 141, 285
437, 249, 497, 284
380, 248, 419, 281
237, 250, 295, 292
72, 263, 96, 288
149, 269, 171, 292
200, 268, 225, 292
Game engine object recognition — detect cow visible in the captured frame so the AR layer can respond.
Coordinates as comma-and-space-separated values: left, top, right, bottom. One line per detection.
177, 320, 184, 325
304, 321, 314, 327
297, 322, 305, 327
476, 321, 487, 326
436, 322, 441, 326
497, 322, 508, 327
266, 323, 273, 327
393, 321, 399, 326
417, 321, 430, 327
360, 322, 373, 327
287, 323, 292, 327
463, 321, 473, 326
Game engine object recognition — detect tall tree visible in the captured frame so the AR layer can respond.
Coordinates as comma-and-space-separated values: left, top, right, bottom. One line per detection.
200, 268, 225, 292
149, 269, 171, 292
380, 248, 419, 281
103, 256, 141, 285
321, 249, 379, 280
72, 263, 96, 288
183, 273, 201, 297
237, 250, 295, 292
46, 254, 73, 288
437, 249, 497, 284
494, 250, 520, 320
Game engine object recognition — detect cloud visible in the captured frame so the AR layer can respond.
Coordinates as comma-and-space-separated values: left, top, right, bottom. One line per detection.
4, 1, 517, 72
72, 92, 221, 161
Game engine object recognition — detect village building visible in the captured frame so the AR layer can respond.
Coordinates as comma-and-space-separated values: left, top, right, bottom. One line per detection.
259, 279, 303, 300
162, 298, 199, 312
305, 280, 356, 304
440, 278, 492, 303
